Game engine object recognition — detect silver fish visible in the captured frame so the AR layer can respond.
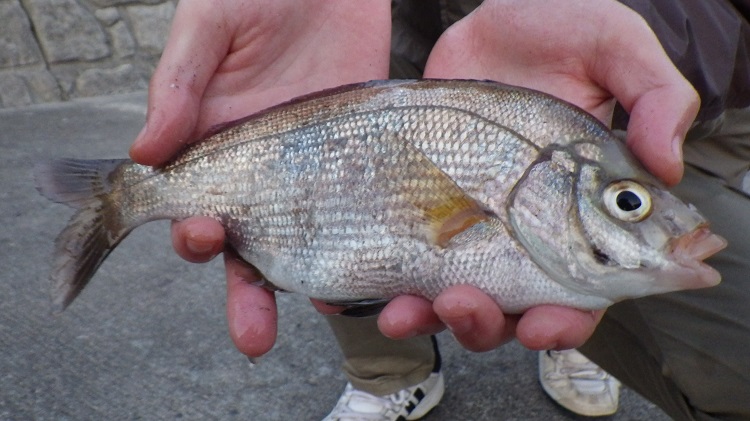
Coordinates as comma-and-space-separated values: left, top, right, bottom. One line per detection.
35, 79, 726, 313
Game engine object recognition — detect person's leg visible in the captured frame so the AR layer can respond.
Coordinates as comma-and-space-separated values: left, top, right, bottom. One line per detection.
581, 163, 750, 420
326, 315, 439, 396
322, 315, 443, 420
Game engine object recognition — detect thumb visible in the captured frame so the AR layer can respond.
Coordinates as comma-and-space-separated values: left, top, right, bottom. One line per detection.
592, 4, 700, 186
224, 250, 278, 357
624, 86, 699, 186
129, 2, 230, 166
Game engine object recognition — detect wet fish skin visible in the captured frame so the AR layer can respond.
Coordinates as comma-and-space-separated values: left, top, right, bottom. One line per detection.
35, 79, 726, 312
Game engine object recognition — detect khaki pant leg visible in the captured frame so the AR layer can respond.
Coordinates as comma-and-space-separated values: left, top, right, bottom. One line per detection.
326, 315, 438, 396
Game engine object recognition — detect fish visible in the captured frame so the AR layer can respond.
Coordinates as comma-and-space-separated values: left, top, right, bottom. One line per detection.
35, 79, 727, 314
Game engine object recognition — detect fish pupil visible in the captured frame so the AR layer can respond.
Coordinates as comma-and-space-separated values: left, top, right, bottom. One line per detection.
616, 191, 642, 211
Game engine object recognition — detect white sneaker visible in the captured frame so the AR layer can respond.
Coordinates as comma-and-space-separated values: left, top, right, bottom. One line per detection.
539, 349, 621, 417
322, 372, 444, 421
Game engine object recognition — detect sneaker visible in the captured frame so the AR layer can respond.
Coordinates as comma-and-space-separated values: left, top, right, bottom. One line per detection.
322, 372, 445, 421
539, 349, 621, 417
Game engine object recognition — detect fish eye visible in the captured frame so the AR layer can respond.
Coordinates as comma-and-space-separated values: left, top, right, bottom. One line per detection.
603, 181, 652, 222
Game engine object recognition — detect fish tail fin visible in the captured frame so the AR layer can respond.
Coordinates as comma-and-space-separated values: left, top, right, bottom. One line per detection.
35, 158, 132, 311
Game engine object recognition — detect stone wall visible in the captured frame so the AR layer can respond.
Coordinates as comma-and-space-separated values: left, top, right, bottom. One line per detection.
0, 0, 176, 108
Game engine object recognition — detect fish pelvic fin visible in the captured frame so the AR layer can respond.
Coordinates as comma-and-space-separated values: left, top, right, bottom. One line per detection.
327, 299, 391, 317
35, 159, 132, 312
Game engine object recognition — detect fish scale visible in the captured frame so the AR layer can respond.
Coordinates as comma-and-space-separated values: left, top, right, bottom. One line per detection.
35, 79, 725, 312
236, 108, 508, 300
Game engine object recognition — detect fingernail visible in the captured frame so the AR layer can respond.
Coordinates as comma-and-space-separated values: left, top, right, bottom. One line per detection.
545, 342, 559, 351
186, 238, 215, 255
446, 317, 474, 336
248, 278, 272, 288
672, 135, 683, 163
129, 125, 149, 159
134, 123, 148, 146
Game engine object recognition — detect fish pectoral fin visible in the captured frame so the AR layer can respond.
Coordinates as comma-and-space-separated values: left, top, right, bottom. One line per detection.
423, 196, 489, 248
327, 299, 391, 317
390, 141, 489, 248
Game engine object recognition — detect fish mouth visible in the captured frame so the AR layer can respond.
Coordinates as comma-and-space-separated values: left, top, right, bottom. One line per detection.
667, 226, 727, 289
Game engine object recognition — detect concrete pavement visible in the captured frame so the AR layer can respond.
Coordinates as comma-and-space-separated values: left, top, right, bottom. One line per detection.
0, 94, 669, 420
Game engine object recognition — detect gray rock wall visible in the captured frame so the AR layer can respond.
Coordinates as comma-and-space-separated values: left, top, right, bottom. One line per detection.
0, 0, 176, 108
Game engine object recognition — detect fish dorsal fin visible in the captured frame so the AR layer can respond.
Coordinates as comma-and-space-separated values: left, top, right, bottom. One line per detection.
386, 139, 489, 248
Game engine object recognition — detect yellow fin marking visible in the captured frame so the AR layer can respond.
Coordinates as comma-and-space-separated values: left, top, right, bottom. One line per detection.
425, 196, 488, 248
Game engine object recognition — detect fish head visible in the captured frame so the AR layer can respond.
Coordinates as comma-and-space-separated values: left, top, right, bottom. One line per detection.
509, 136, 726, 304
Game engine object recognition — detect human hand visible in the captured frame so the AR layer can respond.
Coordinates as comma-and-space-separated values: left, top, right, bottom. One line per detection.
129, 0, 391, 357
426, 0, 699, 186
375, 0, 699, 352
377, 286, 605, 351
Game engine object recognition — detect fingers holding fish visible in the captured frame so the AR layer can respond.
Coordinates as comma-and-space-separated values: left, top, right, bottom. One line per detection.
432, 285, 509, 352
225, 251, 278, 358
377, 289, 602, 353
623, 85, 699, 186
171, 197, 274, 358
515, 306, 604, 351
377, 296, 445, 339
376, 287, 510, 353
591, 4, 700, 186
170, 217, 225, 263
